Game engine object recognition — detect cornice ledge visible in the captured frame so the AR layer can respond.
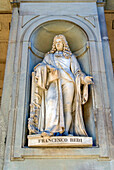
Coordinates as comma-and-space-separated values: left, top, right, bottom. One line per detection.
20, 0, 97, 3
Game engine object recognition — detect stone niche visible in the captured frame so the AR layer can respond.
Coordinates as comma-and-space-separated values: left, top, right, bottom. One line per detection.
24, 20, 96, 147
5, 8, 110, 162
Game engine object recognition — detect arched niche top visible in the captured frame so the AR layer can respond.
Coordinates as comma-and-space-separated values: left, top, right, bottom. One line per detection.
22, 16, 98, 43
30, 20, 88, 54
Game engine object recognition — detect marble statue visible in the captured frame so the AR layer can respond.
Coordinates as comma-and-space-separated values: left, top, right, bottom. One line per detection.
28, 34, 93, 137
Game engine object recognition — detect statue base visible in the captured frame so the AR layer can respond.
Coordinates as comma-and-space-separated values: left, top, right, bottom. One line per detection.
28, 135, 93, 147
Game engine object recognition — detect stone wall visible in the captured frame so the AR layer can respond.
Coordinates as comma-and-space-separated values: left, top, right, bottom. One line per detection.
0, 14, 12, 98
0, 1, 12, 169
0, 0, 12, 99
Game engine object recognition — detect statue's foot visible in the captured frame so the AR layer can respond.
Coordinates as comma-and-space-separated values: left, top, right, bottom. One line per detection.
41, 132, 53, 137
41, 132, 49, 137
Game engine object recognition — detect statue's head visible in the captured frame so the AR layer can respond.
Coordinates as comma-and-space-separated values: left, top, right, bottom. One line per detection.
49, 34, 72, 59
53, 34, 67, 51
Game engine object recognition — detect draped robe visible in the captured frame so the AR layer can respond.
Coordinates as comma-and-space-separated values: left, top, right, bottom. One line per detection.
31, 52, 89, 136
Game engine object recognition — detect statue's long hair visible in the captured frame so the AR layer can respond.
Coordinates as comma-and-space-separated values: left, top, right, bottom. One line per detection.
48, 35, 72, 59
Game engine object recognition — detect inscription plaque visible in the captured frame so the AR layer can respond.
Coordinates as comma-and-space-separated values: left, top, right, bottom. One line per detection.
28, 135, 93, 147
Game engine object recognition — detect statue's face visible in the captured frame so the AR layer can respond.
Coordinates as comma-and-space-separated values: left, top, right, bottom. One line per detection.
55, 38, 64, 51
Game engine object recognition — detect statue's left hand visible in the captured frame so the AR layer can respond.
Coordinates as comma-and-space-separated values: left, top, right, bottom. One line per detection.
84, 76, 94, 84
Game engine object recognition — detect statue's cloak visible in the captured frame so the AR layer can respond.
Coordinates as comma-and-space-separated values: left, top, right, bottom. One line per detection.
30, 53, 88, 136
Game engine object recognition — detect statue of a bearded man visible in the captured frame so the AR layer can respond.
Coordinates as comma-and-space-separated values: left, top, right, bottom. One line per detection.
28, 34, 93, 137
